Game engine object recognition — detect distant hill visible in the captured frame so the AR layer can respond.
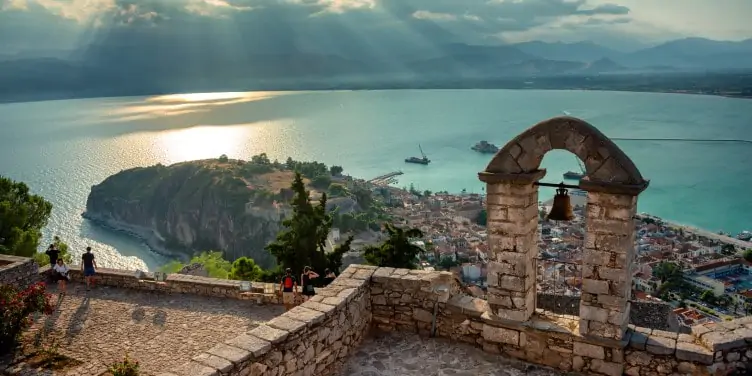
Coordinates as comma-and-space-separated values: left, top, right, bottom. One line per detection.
512, 41, 622, 63
617, 38, 752, 70
1, 37, 751, 102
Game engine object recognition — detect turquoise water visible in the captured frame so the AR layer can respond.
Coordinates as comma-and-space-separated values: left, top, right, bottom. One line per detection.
0, 89, 750, 271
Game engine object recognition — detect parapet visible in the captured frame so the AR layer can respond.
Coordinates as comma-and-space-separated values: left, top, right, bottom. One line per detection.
369, 266, 752, 376
3, 258, 751, 375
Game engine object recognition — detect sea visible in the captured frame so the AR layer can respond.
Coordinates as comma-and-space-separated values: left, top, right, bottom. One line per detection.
0, 89, 751, 271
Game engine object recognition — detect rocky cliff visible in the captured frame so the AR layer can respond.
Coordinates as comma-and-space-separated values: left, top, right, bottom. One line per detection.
84, 159, 328, 268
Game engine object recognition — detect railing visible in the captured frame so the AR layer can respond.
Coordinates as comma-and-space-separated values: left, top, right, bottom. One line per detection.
535, 257, 582, 316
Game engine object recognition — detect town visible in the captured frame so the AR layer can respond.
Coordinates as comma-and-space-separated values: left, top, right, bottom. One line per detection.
339, 180, 752, 333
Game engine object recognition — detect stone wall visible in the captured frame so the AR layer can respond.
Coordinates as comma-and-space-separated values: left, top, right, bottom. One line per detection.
370, 266, 752, 376
164, 264, 375, 376
537, 294, 675, 331
0, 255, 40, 288
61, 266, 279, 304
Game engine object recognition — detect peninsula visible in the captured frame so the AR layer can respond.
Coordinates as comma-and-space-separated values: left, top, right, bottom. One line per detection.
82, 154, 387, 269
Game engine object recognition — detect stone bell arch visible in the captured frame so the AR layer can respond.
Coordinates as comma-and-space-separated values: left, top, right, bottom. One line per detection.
479, 116, 649, 341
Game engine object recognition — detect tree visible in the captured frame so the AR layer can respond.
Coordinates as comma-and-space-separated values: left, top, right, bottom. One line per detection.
311, 174, 332, 190
251, 153, 271, 165
328, 184, 348, 197
363, 224, 424, 269
476, 209, 487, 226
330, 165, 343, 176
652, 262, 682, 283
0, 176, 53, 257
721, 243, 736, 255
159, 251, 232, 279
32, 236, 73, 267
229, 257, 263, 281
218, 154, 229, 163
700, 290, 716, 305
265, 172, 346, 276
743, 249, 752, 263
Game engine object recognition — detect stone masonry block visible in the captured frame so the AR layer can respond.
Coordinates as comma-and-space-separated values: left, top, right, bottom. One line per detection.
590, 359, 624, 376
580, 304, 609, 323
485, 182, 537, 196
573, 342, 605, 359
581, 249, 611, 266
700, 330, 749, 352
582, 279, 610, 295
482, 324, 520, 345
675, 342, 714, 365
485, 192, 537, 208
224, 334, 271, 358
285, 306, 326, 326
490, 233, 537, 254
646, 335, 676, 355
587, 219, 634, 236
487, 207, 509, 222
587, 191, 637, 208
248, 325, 288, 345
489, 218, 537, 236
206, 343, 251, 365
494, 306, 533, 322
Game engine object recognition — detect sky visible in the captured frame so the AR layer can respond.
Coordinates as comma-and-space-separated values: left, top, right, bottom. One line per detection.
0, 0, 750, 55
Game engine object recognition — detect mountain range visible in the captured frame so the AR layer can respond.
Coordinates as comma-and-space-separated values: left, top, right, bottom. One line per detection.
1, 37, 750, 101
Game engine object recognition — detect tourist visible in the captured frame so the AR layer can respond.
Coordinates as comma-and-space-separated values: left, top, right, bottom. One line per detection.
279, 268, 298, 311
46, 243, 59, 266
301, 266, 319, 302
323, 268, 336, 286
53, 259, 70, 293
81, 246, 98, 291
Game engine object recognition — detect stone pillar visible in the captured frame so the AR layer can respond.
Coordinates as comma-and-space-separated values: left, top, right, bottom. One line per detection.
579, 190, 638, 341
479, 171, 543, 322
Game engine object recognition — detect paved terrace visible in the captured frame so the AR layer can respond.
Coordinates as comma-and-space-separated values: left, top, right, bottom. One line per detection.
343, 331, 561, 376
20, 282, 284, 376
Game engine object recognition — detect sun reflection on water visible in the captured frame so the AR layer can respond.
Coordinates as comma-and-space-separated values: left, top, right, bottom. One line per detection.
104, 91, 293, 121
156, 125, 251, 163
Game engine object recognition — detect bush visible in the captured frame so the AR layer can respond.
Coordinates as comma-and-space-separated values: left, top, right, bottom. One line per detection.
108, 354, 140, 376
0, 282, 54, 353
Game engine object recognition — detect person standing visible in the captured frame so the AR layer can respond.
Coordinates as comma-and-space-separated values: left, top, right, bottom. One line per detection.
81, 247, 97, 291
53, 259, 70, 293
45, 244, 60, 267
301, 266, 319, 302
279, 268, 298, 311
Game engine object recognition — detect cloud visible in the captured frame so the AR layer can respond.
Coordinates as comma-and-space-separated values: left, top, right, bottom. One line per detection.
3, 0, 743, 58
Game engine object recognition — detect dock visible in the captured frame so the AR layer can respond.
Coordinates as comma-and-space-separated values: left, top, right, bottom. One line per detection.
368, 171, 403, 185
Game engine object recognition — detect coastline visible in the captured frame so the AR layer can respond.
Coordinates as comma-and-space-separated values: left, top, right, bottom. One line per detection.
80, 211, 189, 262
1, 86, 750, 106
636, 213, 752, 249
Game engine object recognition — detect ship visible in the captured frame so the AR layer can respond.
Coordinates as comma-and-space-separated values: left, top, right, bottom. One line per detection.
563, 157, 587, 180
471, 140, 499, 154
405, 144, 430, 165
563, 171, 585, 180
736, 231, 752, 241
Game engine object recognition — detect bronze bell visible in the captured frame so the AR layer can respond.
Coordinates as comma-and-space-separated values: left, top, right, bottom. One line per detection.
547, 184, 574, 221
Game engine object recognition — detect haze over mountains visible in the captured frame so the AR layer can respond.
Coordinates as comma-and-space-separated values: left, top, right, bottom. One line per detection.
2, 37, 750, 100
1, 0, 750, 101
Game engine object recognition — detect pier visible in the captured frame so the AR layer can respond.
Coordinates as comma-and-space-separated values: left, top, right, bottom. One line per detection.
368, 171, 403, 185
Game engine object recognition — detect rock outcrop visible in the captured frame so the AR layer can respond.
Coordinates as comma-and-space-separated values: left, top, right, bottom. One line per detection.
83, 159, 323, 268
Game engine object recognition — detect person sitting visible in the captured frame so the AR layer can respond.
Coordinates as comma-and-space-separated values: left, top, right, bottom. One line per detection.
323, 268, 337, 286
52, 259, 70, 293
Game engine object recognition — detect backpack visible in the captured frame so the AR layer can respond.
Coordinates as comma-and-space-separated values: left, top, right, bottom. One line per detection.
283, 276, 294, 289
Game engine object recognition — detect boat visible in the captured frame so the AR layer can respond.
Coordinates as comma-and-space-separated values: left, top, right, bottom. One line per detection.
563, 157, 587, 180
405, 144, 430, 165
736, 231, 752, 241
563, 171, 585, 180
471, 140, 499, 154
